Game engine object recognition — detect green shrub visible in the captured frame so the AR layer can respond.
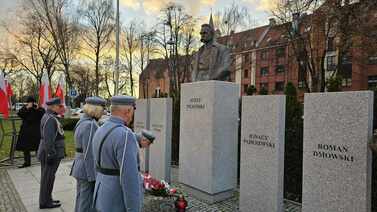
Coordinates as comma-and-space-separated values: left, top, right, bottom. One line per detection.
60, 118, 79, 131
284, 82, 303, 202
326, 76, 342, 92
246, 85, 257, 96
259, 87, 268, 95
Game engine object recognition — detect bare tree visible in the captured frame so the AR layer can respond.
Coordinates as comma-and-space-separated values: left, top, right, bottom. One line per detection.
273, 0, 377, 92
28, 0, 80, 91
138, 29, 157, 97
272, 0, 334, 92
121, 21, 139, 96
179, 20, 197, 85
214, 1, 251, 45
79, 0, 114, 96
0, 50, 20, 77
155, 3, 193, 95
5, 9, 59, 85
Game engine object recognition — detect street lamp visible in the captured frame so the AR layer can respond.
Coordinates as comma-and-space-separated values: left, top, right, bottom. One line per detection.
114, 0, 120, 95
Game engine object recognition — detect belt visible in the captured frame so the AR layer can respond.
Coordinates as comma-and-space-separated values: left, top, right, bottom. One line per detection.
76, 148, 83, 153
96, 166, 120, 176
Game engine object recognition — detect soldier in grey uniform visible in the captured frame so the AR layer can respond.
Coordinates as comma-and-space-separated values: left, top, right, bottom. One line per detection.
135, 129, 155, 209
92, 95, 141, 212
37, 98, 65, 209
70, 97, 106, 212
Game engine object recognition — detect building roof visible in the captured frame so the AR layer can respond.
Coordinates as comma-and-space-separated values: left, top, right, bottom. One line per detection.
139, 58, 167, 81
217, 25, 270, 53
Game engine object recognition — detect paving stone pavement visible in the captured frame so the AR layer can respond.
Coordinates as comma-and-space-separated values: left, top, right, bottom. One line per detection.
4, 161, 301, 212
0, 168, 27, 212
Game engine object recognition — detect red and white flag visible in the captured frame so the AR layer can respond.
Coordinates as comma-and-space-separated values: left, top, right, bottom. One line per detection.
5, 78, 13, 99
55, 74, 65, 108
5, 77, 13, 108
0, 71, 9, 118
39, 71, 51, 109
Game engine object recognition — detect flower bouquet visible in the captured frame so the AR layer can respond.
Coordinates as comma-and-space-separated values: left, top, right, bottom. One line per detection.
143, 173, 177, 197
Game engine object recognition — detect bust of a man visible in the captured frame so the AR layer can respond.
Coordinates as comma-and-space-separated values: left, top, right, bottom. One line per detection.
191, 24, 231, 82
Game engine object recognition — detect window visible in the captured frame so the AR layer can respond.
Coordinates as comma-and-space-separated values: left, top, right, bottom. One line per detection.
368, 56, 377, 65
275, 82, 285, 91
260, 83, 268, 92
298, 66, 306, 89
342, 78, 352, 87
341, 54, 352, 65
326, 56, 337, 71
327, 37, 335, 51
244, 54, 248, 62
244, 69, 249, 78
260, 67, 269, 76
276, 47, 286, 58
261, 50, 268, 60
298, 81, 305, 88
275, 65, 285, 74
368, 76, 377, 88
340, 61, 352, 87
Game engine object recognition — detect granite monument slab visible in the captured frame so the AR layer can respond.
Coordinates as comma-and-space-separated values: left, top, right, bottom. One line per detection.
179, 81, 239, 203
149, 98, 172, 182
134, 99, 150, 172
302, 91, 373, 212
240, 95, 286, 212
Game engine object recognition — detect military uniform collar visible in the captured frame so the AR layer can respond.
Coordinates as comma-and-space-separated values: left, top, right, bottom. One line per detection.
109, 116, 125, 125
81, 113, 93, 121
46, 109, 58, 116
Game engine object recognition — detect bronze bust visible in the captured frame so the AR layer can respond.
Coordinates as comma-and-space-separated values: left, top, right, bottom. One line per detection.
191, 24, 231, 82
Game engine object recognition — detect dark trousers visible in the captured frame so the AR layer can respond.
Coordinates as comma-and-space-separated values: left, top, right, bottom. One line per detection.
23, 150, 31, 165
39, 159, 61, 206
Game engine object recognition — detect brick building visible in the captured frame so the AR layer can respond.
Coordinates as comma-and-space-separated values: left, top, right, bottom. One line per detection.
139, 56, 192, 98
139, 1, 377, 98
139, 58, 170, 99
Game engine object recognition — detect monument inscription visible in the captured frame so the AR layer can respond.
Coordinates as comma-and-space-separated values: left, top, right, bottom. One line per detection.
243, 134, 275, 148
239, 95, 285, 212
302, 91, 373, 212
312, 144, 354, 162
186, 97, 206, 110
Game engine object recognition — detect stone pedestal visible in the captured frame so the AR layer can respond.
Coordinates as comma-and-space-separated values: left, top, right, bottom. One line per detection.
239, 95, 285, 212
134, 99, 150, 172
149, 98, 172, 182
179, 81, 239, 203
303, 91, 373, 212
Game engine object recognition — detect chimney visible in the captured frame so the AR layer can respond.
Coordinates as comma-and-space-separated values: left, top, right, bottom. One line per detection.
269, 18, 276, 26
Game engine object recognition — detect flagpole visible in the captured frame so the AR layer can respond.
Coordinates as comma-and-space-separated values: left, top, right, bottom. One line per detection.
114, 0, 120, 95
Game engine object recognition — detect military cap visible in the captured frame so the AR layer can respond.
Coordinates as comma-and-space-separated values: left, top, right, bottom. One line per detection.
46, 97, 62, 106
135, 130, 155, 143
85, 96, 106, 106
110, 95, 136, 106
141, 129, 155, 143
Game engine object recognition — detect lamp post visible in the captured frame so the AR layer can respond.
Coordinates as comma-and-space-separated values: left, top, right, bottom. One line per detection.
114, 0, 120, 95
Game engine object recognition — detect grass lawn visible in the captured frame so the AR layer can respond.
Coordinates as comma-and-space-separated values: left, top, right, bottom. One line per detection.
0, 118, 75, 161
